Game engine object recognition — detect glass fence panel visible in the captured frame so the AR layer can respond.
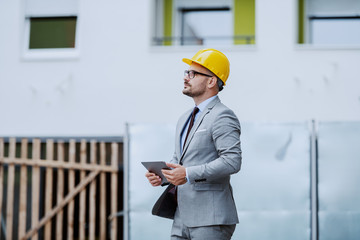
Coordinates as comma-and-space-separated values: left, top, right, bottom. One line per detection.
232, 122, 311, 240
128, 123, 175, 239
128, 122, 311, 239
318, 122, 360, 240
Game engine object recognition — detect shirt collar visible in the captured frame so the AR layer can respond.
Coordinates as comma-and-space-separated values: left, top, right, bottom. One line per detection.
196, 95, 217, 113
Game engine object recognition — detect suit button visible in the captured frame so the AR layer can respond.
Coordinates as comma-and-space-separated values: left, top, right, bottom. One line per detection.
194, 179, 206, 182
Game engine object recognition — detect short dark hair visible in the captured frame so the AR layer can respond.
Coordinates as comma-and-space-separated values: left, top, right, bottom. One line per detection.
207, 68, 224, 92
217, 77, 224, 92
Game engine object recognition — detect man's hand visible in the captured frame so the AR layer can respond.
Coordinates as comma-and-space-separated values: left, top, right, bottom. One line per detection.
145, 172, 162, 186
162, 163, 187, 186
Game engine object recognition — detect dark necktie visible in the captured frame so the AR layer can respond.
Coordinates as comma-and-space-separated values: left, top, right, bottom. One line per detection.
183, 107, 199, 149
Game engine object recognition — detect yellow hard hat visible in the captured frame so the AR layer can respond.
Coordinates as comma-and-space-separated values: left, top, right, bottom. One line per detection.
182, 48, 230, 85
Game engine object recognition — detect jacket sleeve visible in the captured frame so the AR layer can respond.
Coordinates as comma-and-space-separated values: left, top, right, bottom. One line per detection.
186, 109, 242, 183
169, 151, 178, 164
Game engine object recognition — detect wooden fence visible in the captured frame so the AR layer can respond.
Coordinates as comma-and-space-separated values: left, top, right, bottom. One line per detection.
0, 138, 120, 240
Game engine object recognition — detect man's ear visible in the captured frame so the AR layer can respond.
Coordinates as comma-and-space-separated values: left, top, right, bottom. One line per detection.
208, 76, 217, 89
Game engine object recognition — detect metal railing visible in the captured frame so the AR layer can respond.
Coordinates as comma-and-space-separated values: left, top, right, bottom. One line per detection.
152, 35, 256, 46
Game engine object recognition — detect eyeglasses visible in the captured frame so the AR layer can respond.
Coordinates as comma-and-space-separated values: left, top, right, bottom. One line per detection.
184, 70, 213, 79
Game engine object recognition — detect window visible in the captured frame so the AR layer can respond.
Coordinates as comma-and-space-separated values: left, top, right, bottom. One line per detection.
29, 17, 77, 49
180, 8, 232, 46
152, 0, 256, 46
23, 0, 79, 59
310, 17, 360, 45
298, 0, 360, 45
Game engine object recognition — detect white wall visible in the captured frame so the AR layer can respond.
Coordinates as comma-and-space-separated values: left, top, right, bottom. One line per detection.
1, 0, 360, 137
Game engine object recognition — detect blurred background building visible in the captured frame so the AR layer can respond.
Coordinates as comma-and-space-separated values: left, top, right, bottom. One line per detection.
0, 0, 359, 239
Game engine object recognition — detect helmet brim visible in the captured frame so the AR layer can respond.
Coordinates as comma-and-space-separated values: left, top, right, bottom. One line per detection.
182, 58, 193, 65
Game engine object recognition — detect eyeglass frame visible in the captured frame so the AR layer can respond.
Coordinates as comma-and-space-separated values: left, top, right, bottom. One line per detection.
184, 70, 214, 79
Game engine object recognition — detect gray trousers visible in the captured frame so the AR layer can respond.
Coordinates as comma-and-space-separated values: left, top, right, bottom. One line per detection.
171, 207, 236, 240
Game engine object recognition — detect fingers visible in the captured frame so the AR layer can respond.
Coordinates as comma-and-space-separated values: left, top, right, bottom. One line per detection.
166, 162, 180, 169
144, 163, 185, 187
161, 168, 173, 179
145, 172, 162, 186
162, 170, 171, 181
162, 166, 186, 186
162, 170, 186, 186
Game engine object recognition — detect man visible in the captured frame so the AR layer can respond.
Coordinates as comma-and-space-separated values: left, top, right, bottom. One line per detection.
146, 48, 242, 240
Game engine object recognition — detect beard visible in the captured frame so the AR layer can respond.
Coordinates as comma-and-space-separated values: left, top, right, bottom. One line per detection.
182, 84, 206, 97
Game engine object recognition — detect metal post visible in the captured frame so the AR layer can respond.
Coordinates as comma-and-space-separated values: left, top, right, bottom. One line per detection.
310, 120, 318, 240
124, 123, 130, 240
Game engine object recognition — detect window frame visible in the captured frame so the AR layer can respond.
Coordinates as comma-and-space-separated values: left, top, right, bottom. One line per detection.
296, 0, 360, 49
151, 0, 256, 49
23, 15, 80, 61
177, 7, 232, 46
308, 15, 360, 45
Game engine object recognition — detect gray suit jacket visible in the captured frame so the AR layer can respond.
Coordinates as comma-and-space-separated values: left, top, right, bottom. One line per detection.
170, 96, 242, 227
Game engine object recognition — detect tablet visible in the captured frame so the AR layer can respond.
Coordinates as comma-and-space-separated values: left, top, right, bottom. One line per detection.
142, 161, 171, 186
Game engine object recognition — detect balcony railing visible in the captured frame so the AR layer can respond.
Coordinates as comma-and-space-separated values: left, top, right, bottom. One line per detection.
152, 35, 256, 46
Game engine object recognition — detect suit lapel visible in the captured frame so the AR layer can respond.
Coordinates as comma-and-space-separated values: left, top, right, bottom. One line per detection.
179, 97, 220, 162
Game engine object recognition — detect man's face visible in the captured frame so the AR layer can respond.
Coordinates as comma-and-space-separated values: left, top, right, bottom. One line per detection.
182, 63, 213, 98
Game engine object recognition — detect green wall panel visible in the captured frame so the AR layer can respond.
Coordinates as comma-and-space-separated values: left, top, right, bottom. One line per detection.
234, 0, 255, 45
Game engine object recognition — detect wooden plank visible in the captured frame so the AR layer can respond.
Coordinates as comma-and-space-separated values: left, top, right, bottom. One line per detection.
6, 138, 16, 239
32, 138, 41, 240
100, 142, 106, 240
22, 170, 100, 240
0, 138, 4, 237
44, 139, 54, 239
111, 142, 118, 240
18, 138, 28, 239
79, 140, 86, 240
89, 140, 97, 240
56, 141, 64, 240
68, 139, 76, 239
2, 157, 117, 172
